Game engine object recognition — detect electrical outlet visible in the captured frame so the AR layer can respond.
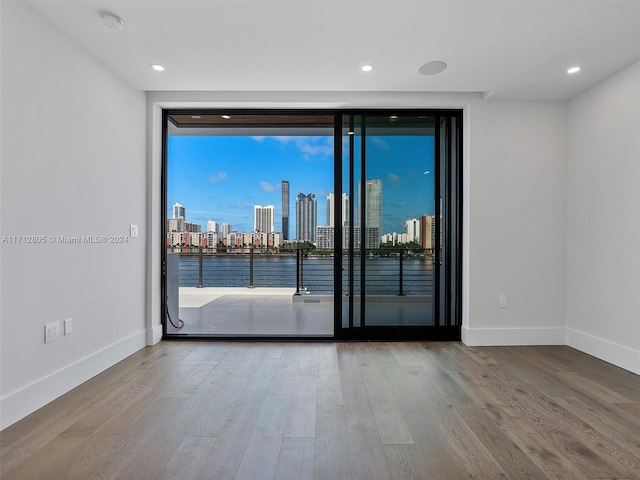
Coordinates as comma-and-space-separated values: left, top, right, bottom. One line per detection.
64, 318, 73, 335
130, 224, 138, 238
45, 321, 61, 343
499, 294, 508, 308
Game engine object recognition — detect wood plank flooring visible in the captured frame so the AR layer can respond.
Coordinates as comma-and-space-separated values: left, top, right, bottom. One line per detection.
2, 342, 639, 479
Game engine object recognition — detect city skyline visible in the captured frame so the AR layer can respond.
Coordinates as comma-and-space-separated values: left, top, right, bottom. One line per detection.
167, 134, 435, 238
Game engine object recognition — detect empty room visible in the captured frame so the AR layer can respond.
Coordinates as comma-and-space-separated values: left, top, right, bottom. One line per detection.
1, 0, 639, 478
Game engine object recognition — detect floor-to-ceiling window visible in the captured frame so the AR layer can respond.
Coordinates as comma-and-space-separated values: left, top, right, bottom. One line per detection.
337, 112, 461, 340
162, 110, 461, 340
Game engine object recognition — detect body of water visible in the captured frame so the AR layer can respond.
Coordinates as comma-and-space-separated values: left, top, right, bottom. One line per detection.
178, 254, 434, 296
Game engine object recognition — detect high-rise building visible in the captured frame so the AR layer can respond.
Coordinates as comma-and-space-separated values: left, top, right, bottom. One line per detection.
421, 215, 432, 250
420, 214, 442, 251
184, 222, 201, 233
343, 226, 380, 249
221, 223, 232, 239
166, 218, 184, 232
173, 203, 185, 220
296, 193, 317, 242
404, 218, 421, 243
254, 205, 275, 233
357, 180, 382, 231
315, 226, 334, 249
327, 192, 349, 227
282, 180, 289, 240
206, 220, 218, 233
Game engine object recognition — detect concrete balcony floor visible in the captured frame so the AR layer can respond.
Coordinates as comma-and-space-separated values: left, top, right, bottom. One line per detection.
168, 287, 433, 337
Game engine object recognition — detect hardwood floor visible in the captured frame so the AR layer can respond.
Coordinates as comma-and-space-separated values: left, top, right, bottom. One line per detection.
2, 342, 639, 479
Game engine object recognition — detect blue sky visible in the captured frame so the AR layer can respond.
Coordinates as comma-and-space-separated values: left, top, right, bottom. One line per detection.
168, 134, 434, 237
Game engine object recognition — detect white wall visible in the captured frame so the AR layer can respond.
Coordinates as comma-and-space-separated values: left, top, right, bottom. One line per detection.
148, 91, 570, 348
0, 0, 148, 428
464, 101, 568, 345
566, 61, 640, 374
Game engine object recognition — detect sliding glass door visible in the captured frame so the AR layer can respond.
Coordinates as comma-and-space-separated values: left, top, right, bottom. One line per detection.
336, 112, 461, 340
162, 109, 461, 340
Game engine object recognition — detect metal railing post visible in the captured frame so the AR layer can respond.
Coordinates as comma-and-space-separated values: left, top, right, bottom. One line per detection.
300, 248, 304, 291
197, 242, 204, 288
249, 245, 254, 288
294, 248, 301, 295
398, 249, 405, 296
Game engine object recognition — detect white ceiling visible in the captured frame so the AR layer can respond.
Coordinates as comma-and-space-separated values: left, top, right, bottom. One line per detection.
24, 0, 640, 101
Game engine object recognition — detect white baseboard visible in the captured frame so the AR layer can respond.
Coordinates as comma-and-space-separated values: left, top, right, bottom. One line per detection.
462, 325, 566, 346
0, 330, 147, 430
566, 327, 640, 376
146, 323, 163, 346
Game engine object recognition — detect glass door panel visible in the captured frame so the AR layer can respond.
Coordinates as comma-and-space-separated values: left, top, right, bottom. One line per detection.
361, 115, 435, 326
337, 112, 460, 339
341, 114, 440, 329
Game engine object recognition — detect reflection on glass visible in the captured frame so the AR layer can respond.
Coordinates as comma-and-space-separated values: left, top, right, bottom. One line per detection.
340, 115, 436, 328
166, 114, 335, 337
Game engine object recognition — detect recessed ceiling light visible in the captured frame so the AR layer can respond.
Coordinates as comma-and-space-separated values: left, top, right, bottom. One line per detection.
151, 64, 165, 72
191, 115, 202, 119
101, 13, 124, 31
361, 64, 374, 72
567, 66, 581, 74
418, 61, 447, 76
221, 114, 231, 119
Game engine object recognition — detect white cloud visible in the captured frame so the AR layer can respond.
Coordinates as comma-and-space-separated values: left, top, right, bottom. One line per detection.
301, 143, 333, 156
371, 137, 390, 150
263, 136, 333, 159
230, 202, 250, 209
388, 173, 401, 184
208, 171, 229, 183
260, 181, 276, 192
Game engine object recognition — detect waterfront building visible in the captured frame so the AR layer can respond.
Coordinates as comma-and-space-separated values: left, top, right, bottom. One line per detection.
405, 218, 421, 243
189, 232, 202, 246
296, 193, 317, 242
184, 221, 201, 233
357, 179, 382, 237
205, 232, 219, 250
282, 180, 290, 240
343, 226, 380, 249
254, 205, 275, 233
167, 218, 184, 232
221, 223, 232, 239
326, 192, 349, 227
173, 203, 185, 220
206, 220, 218, 233
316, 226, 334, 249
381, 232, 409, 246
421, 215, 432, 250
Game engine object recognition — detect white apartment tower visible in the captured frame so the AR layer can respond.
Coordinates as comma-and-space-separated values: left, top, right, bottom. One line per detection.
221, 223, 232, 239
206, 220, 218, 233
404, 218, 421, 243
253, 205, 275, 233
173, 203, 185, 220
327, 192, 349, 227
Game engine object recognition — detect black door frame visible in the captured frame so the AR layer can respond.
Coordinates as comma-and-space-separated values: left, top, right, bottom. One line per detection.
162, 108, 462, 341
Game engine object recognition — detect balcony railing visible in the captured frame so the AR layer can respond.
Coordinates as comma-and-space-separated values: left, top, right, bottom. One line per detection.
174, 247, 434, 297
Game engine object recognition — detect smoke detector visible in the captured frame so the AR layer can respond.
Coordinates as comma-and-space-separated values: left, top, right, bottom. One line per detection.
101, 13, 124, 31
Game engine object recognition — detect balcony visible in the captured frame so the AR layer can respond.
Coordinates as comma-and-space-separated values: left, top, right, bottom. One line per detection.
166, 248, 434, 337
